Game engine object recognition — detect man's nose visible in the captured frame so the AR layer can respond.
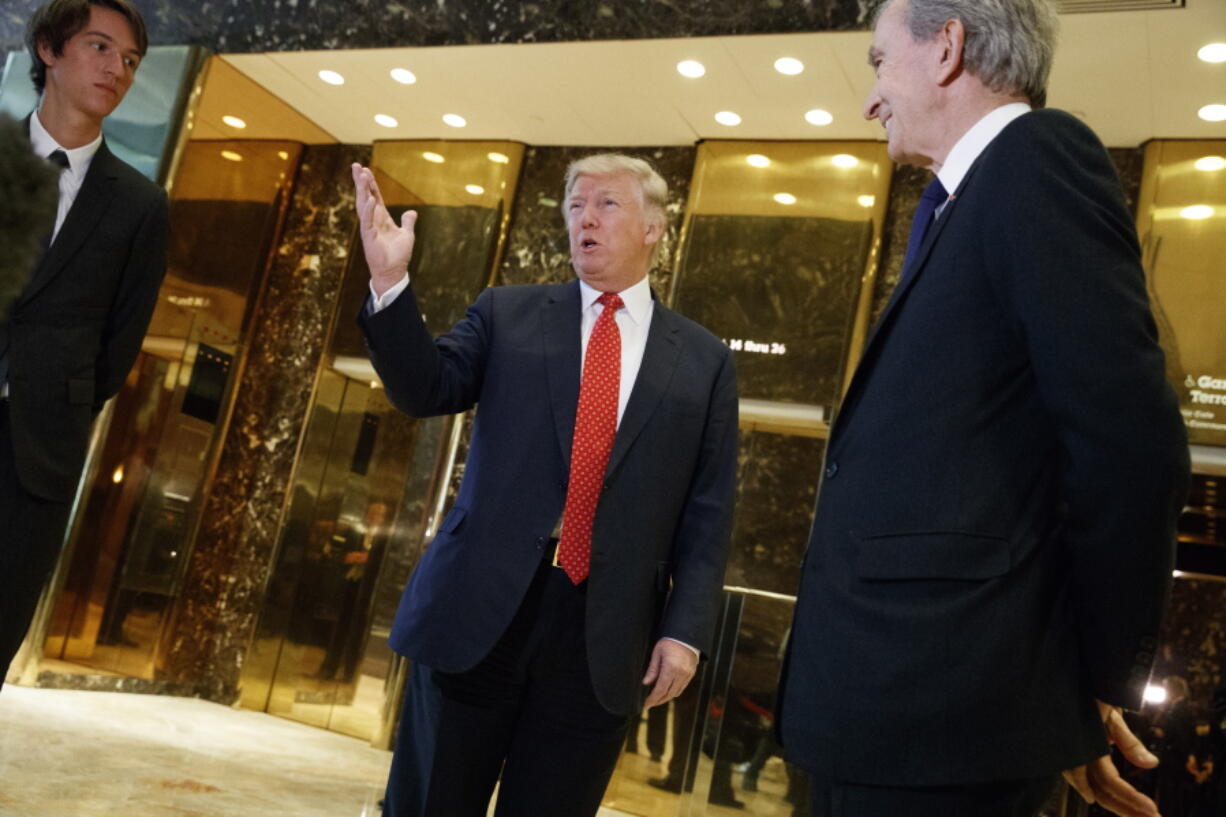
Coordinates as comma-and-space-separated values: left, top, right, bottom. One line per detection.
863, 90, 882, 122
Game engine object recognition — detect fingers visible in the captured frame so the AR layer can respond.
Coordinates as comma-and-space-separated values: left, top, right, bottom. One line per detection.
641, 641, 697, 709
1084, 755, 1160, 817
401, 209, 418, 233
1063, 766, 1095, 804
1104, 708, 1159, 769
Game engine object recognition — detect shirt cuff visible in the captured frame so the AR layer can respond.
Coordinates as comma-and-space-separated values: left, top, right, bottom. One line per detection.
368, 273, 410, 314
663, 637, 700, 658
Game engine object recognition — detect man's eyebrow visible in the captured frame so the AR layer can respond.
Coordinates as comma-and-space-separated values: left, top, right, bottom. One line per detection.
83, 29, 142, 58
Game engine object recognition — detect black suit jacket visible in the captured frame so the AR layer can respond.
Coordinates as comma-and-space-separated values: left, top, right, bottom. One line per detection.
779, 110, 1189, 785
3, 136, 168, 502
359, 280, 738, 716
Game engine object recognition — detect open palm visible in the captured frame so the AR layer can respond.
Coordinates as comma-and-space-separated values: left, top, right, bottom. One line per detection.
351, 162, 417, 292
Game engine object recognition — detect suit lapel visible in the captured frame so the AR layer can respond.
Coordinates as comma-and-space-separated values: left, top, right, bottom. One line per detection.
541, 281, 583, 470
831, 160, 984, 443
606, 301, 681, 478
22, 142, 119, 305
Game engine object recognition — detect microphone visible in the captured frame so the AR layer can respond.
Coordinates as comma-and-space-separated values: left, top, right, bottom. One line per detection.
0, 112, 59, 314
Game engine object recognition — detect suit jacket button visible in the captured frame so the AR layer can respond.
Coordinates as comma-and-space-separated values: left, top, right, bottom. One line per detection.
824, 461, 839, 479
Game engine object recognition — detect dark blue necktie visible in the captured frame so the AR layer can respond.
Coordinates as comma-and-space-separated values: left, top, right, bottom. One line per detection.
901, 177, 949, 278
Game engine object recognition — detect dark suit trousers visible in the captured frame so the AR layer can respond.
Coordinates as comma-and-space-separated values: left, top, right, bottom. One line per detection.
811, 775, 1057, 817
0, 402, 74, 688
384, 562, 630, 817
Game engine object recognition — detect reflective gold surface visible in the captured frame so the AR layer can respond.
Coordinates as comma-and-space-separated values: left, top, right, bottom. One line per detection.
1137, 140, 1226, 447
241, 140, 525, 745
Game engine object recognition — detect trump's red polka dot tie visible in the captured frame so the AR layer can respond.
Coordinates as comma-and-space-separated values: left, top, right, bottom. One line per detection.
557, 291, 623, 585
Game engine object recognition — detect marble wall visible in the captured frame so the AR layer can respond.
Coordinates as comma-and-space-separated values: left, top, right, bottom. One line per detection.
0, 0, 876, 56
497, 145, 696, 298
1155, 577, 1226, 717
161, 144, 369, 701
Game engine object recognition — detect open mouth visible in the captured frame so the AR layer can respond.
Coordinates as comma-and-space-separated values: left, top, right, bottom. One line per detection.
581, 239, 599, 249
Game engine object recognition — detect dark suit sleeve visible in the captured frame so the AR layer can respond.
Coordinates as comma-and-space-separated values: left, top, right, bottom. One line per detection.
95, 188, 168, 407
358, 283, 491, 417
659, 345, 739, 655
984, 112, 1189, 710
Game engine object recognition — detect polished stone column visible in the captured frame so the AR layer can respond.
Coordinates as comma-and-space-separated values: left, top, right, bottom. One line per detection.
162, 144, 370, 701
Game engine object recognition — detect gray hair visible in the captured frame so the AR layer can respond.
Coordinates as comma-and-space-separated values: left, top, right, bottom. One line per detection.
876, 0, 1059, 107
563, 153, 669, 229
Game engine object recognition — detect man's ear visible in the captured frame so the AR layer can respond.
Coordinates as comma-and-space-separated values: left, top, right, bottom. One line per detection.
35, 38, 57, 71
934, 18, 965, 86
644, 216, 664, 246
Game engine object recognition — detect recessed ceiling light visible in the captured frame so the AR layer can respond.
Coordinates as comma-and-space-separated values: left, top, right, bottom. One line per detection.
390, 68, 417, 84
318, 70, 345, 86
857, 195, 876, 208
422, 152, 445, 163
374, 114, 399, 128
466, 184, 486, 195
443, 113, 467, 128
832, 154, 859, 168
774, 57, 804, 75
1181, 204, 1214, 220
714, 111, 742, 126
220, 150, 243, 162
677, 60, 706, 78
774, 192, 797, 205
1195, 155, 1226, 172
277, 151, 289, 161
1198, 43, 1226, 63
221, 115, 246, 129
805, 109, 834, 126
746, 154, 771, 168
488, 152, 510, 164
1199, 104, 1226, 122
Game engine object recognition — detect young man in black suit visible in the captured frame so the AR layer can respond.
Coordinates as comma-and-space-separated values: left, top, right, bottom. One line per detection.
0, 0, 168, 687
778, 1, 1190, 816
352, 153, 738, 816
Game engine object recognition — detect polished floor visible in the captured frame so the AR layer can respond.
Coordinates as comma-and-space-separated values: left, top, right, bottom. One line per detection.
0, 686, 651, 817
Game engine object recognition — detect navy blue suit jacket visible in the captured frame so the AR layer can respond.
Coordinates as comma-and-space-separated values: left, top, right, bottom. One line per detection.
780, 110, 1189, 785
360, 279, 738, 716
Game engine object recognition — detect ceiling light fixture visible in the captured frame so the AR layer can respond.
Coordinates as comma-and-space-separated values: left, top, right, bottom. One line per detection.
746, 154, 771, 168
422, 152, 445, 163
1195, 155, 1226, 172
677, 60, 706, 78
374, 114, 399, 128
774, 57, 804, 75
443, 113, 467, 128
804, 109, 834, 126
1198, 43, 1226, 63
774, 192, 797, 205
466, 184, 486, 195
390, 68, 417, 84
488, 152, 510, 164
318, 70, 345, 86
714, 111, 742, 126
857, 195, 876, 208
220, 150, 243, 162
221, 115, 246, 129
832, 154, 860, 168
1199, 104, 1226, 122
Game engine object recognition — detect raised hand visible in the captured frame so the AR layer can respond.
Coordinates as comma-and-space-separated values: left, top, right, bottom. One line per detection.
351, 162, 418, 295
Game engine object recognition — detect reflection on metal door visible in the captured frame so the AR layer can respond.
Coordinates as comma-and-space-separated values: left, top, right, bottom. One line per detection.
241, 369, 451, 742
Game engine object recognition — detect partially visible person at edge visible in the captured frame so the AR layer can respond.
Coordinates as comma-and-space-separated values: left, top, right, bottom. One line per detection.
777, 1, 1190, 816
0, 0, 168, 689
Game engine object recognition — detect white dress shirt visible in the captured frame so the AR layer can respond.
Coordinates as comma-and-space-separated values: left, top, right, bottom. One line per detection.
29, 110, 104, 244
935, 102, 1032, 216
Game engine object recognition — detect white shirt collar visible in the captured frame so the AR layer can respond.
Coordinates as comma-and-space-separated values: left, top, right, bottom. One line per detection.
578, 275, 652, 325
937, 102, 1031, 196
29, 109, 103, 175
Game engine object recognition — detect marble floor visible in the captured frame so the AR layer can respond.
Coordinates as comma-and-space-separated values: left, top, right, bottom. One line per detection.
0, 686, 645, 817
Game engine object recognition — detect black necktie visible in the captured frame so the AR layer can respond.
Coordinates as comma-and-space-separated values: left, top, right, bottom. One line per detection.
47, 149, 69, 170
900, 177, 948, 281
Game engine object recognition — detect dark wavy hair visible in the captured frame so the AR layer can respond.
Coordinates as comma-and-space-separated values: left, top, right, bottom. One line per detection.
26, 0, 149, 94
0, 115, 59, 314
